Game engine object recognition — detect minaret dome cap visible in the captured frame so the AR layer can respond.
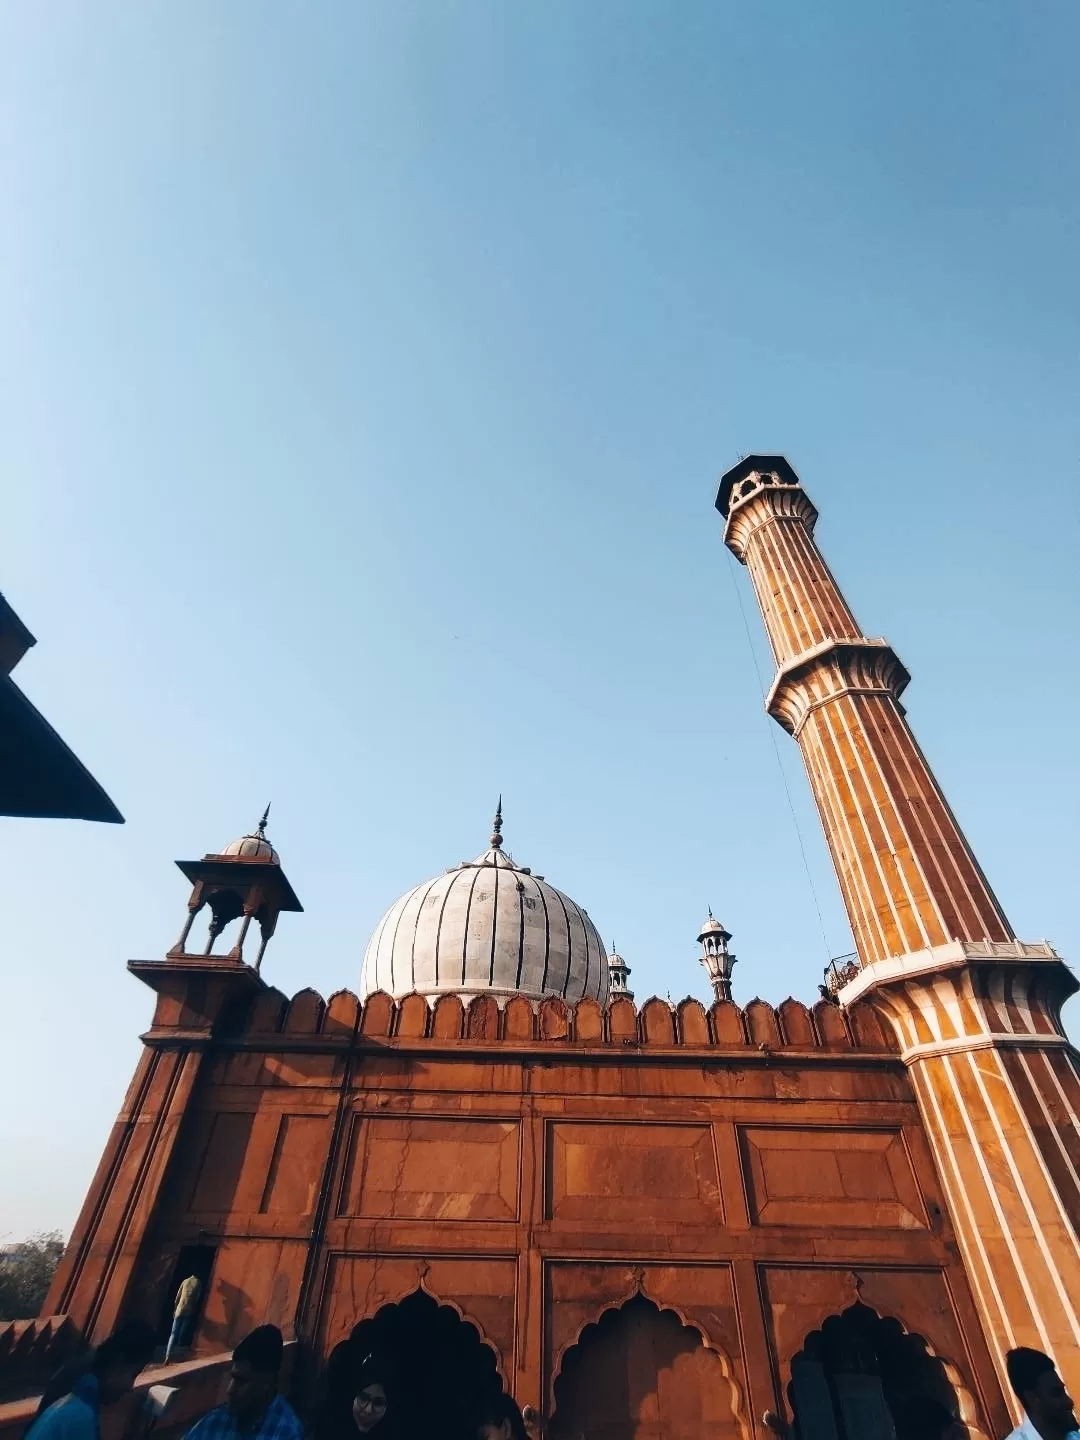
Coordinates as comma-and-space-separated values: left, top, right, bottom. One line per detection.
698, 911, 731, 942
219, 804, 279, 863
715, 454, 801, 519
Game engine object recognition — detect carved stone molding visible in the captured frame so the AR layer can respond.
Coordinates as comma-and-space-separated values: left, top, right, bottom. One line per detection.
766, 639, 911, 736
724, 479, 819, 561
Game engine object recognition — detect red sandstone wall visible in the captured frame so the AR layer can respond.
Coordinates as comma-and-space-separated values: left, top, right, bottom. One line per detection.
50, 984, 1010, 1439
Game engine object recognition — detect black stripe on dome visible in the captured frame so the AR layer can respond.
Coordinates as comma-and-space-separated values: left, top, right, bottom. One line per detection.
432, 871, 459, 991
581, 911, 593, 999
551, 886, 575, 999
384, 890, 412, 997
514, 877, 527, 989
488, 862, 500, 987
406, 874, 443, 994
460, 865, 483, 987
537, 880, 552, 993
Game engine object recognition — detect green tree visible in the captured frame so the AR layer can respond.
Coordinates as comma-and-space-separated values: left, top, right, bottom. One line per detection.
0, 1232, 65, 1321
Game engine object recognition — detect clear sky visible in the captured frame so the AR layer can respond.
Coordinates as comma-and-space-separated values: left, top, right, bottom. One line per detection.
0, 1, 1077, 1241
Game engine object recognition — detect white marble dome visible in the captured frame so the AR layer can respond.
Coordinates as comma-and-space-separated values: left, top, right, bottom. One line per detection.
360, 820, 609, 1005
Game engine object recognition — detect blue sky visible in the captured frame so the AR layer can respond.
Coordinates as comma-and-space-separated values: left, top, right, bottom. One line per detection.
1, 1, 1077, 1240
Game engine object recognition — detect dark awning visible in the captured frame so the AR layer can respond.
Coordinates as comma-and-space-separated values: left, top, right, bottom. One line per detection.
0, 673, 123, 822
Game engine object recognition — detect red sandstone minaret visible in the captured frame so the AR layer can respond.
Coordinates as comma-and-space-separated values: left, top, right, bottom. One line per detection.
718, 454, 1080, 1410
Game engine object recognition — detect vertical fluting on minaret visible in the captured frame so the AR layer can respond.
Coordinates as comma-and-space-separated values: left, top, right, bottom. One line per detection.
718, 456, 1012, 969
717, 454, 1080, 1414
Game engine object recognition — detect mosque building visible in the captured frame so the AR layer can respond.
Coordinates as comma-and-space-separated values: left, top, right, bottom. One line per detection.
17, 458, 1080, 1440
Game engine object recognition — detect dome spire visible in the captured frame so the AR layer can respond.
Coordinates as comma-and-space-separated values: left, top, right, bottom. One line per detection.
257, 802, 271, 838
490, 795, 504, 850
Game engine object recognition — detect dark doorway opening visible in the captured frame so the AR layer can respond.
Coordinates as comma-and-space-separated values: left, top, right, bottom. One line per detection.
325, 1290, 503, 1440
156, 1244, 216, 1351
788, 1303, 966, 1440
550, 1294, 742, 1440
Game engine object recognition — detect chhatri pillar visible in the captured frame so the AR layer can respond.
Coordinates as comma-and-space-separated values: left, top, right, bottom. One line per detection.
717, 454, 1080, 1409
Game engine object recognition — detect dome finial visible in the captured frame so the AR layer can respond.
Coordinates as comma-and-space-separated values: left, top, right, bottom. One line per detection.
491, 795, 504, 849
257, 802, 271, 837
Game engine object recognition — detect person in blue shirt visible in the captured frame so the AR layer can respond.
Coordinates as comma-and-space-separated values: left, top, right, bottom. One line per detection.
31, 1320, 157, 1424
185, 1326, 302, 1440
24, 1326, 155, 1440
1006, 1349, 1078, 1440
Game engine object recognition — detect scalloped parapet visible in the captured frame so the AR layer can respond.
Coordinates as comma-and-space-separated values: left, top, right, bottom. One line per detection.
233, 986, 898, 1052
0, 1315, 81, 1403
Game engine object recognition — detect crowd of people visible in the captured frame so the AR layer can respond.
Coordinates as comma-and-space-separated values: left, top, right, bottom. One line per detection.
20, 1322, 527, 1440
17, 1315, 1079, 1440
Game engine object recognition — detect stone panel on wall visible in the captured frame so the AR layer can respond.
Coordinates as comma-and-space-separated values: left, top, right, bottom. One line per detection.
259, 1114, 330, 1215
338, 1117, 520, 1221
546, 1122, 722, 1224
199, 1238, 308, 1351
739, 1127, 927, 1229
187, 1112, 255, 1214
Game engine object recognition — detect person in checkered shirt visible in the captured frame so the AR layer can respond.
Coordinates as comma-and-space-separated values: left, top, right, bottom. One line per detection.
185, 1327, 302, 1440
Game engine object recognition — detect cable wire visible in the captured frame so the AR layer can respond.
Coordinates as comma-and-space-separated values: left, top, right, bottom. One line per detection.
725, 552, 834, 965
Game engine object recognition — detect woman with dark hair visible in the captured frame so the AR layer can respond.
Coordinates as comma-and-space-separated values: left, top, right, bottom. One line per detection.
467, 1393, 527, 1440
315, 1349, 404, 1440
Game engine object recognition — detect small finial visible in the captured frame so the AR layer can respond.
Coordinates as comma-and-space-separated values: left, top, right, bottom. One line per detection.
490, 795, 503, 849
257, 802, 271, 836
708, 905, 714, 919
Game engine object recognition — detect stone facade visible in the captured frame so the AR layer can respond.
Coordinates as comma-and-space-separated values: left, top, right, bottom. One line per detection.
42, 970, 1009, 1439
16, 454, 1079, 1440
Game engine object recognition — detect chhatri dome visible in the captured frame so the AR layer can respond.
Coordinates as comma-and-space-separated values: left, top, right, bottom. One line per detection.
219, 804, 279, 862
360, 802, 610, 1005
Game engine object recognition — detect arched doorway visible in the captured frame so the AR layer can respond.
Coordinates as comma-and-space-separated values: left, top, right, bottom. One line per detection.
788, 1303, 968, 1440
325, 1290, 504, 1440
550, 1294, 744, 1440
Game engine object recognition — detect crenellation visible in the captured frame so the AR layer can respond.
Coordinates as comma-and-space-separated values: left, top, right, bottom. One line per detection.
282, 988, 324, 1034
776, 998, 814, 1047
810, 997, 852, 1049
638, 997, 675, 1046
246, 987, 288, 1034
744, 999, 782, 1050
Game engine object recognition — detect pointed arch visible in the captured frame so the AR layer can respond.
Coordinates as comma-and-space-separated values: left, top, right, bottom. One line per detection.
549, 1288, 750, 1440
333, 1282, 508, 1390
787, 1301, 989, 1440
